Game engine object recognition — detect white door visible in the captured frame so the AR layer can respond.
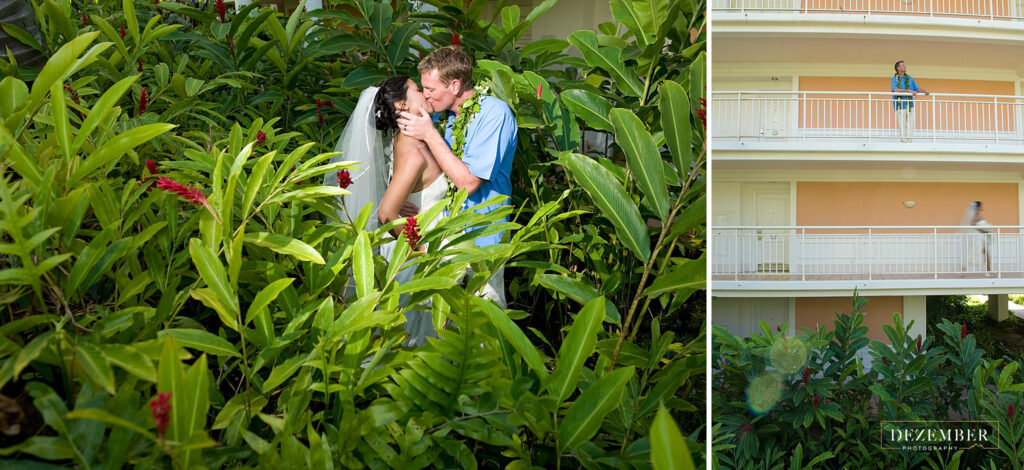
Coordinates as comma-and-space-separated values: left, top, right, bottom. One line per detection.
713, 297, 791, 339
754, 190, 791, 272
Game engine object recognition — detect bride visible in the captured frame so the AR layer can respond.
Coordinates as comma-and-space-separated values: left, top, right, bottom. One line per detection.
325, 77, 449, 346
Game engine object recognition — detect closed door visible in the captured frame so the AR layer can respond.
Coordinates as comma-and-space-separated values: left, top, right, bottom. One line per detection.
755, 190, 790, 271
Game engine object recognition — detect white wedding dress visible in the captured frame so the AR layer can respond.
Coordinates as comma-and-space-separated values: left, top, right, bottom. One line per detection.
381, 172, 449, 347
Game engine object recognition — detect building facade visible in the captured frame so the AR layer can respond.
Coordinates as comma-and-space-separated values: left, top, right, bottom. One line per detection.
710, 1, 1024, 342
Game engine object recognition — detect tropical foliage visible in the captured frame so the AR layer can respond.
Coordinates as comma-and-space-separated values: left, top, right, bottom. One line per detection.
0, 0, 704, 468
713, 294, 1024, 469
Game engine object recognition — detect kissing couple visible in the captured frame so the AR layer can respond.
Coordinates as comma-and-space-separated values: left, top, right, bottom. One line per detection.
326, 46, 517, 344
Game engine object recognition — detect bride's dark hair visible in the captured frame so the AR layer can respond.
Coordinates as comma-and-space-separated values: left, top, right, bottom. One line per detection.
373, 76, 411, 132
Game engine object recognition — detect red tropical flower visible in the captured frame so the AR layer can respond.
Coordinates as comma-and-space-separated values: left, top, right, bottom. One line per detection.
1010, 403, 1016, 419
65, 84, 80, 105
916, 335, 922, 353
402, 217, 421, 246
137, 58, 143, 73
961, 323, 967, 342
143, 159, 159, 183
452, 20, 460, 46
256, 130, 266, 145
155, 0, 162, 14
138, 88, 148, 115
156, 178, 207, 206
336, 169, 352, 189
803, 366, 810, 385
882, 357, 888, 365
536, 83, 543, 99
119, 24, 126, 39
696, 97, 707, 129
149, 391, 171, 439
215, 0, 227, 22
81, 12, 88, 27
813, 395, 819, 407
315, 98, 333, 127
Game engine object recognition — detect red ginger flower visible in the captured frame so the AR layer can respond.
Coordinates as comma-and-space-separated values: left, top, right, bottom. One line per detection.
149, 391, 171, 439
65, 84, 79, 105
916, 335, 922, 353
452, 20, 460, 46
138, 88, 148, 115
256, 130, 266, 145
138, 58, 143, 73
1011, 404, 1016, 419
156, 178, 207, 206
81, 12, 88, 27
402, 217, 421, 246
536, 83, 543, 99
143, 159, 159, 183
336, 169, 352, 189
215, 0, 227, 22
315, 98, 333, 127
961, 323, 967, 342
803, 366, 810, 385
813, 395, 819, 407
119, 24, 126, 39
696, 97, 707, 129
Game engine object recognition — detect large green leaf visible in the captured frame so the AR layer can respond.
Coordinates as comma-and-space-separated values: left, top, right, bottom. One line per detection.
567, 30, 643, 97
101, 344, 156, 383
49, 81, 71, 163
69, 75, 138, 155
609, 0, 669, 48
475, 297, 548, 380
560, 89, 613, 132
563, 153, 650, 261
188, 238, 238, 318
353, 231, 373, 297
244, 232, 325, 264
643, 256, 705, 298
543, 297, 606, 403
158, 329, 240, 357
0, 76, 29, 118
651, 405, 696, 470
180, 354, 210, 468
245, 278, 294, 325
26, 32, 102, 119
535, 274, 620, 324
263, 353, 309, 392
67, 408, 156, 441
68, 124, 176, 186
689, 51, 706, 117
75, 343, 116, 395
558, 366, 635, 450
611, 108, 669, 221
660, 80, 693, 177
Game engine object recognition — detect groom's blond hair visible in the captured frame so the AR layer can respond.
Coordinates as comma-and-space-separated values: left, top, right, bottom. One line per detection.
418, 46, 473, 90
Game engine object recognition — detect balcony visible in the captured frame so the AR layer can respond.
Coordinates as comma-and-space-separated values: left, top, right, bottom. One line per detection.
712, 226, 1024, 294
711, 0, 1023, 21
711, 91, 1024, 148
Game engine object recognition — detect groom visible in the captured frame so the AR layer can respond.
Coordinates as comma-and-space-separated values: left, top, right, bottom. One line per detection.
396, 46, 518, 309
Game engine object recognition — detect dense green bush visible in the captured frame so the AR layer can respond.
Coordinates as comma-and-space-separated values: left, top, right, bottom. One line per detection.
713, 295, 1024, 469
0, 0, 704, 468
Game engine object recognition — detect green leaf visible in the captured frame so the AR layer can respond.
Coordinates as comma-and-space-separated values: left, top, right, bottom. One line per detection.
563, 153, 650, 261
1, 23, 45, 54
67, 408, 156, 441
567, 30, 644, 97
158, 329, 240, 357
475, 297, 549, 380
535, 274, 620, 324
244, 232, 325, 264
49, 81, 71, 163
158, 336, 186, 441
245, 278, 294, 325
560, 89, 614, 132
180, 354, 210, 468
611, 108, 669, 221
263, 354, 308, 392
69, 75, 138, 155
558, 366, 635, 449
609, 0, 668, 48
191, 288, 237, 331
101, 344, 157, 383
353, 231, 373, 297
14, 332, 54, 379
189, 238, 238, 318
27, 32, 103, 123
651, 404, 696, 470
68, 124, 176, 186
689, 51, 706, 116
75, 343, 116, 395
0, 76, 29, 118
660, 80, 693, 176
544, 297, 607, 403
643, 256, 705, 297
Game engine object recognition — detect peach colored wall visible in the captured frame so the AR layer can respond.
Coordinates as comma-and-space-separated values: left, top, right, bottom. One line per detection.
796, 296, 904, 342
802, 0, 1012, 18
797, 182, 1018, 233
798, 77, 1016, 132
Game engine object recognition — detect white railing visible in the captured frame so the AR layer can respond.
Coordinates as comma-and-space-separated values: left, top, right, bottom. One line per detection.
712, 226, 1024, 280
711, 0, 1023, 21
711, 91, 1024, 145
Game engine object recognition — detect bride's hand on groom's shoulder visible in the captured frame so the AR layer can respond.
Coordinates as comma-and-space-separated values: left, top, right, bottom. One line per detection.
396, 105, 434, 141
399, 201, 419, 218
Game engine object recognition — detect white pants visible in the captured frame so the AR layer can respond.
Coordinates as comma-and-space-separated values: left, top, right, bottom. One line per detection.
896, 108, 914, 141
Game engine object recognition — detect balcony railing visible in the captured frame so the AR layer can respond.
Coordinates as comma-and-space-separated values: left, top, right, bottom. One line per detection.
712, 226, 1024, 281
712, 0, 1023, 21
711, 91, 1024, 145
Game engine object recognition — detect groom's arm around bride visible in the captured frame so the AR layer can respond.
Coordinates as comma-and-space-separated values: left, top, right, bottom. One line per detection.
396, 46, 518, 308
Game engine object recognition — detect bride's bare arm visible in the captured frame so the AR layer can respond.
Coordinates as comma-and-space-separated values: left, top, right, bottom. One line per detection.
379, 137, 425, 240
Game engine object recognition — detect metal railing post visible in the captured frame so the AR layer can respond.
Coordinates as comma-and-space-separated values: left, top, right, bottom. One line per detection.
995, 97, 1000, 144
934, 227, 939, 279
737, 93, 743, 142
801, 227, 806, 282
868, 227, 873, 280
867, 94, 872, 142
932, 95, 937, 143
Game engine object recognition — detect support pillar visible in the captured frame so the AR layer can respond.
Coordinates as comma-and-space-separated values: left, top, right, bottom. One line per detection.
989, 294, 1009, 322
903, 296, 927, 340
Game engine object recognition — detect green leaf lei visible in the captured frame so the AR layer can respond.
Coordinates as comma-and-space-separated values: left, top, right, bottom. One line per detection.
442, 81, 489, 201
